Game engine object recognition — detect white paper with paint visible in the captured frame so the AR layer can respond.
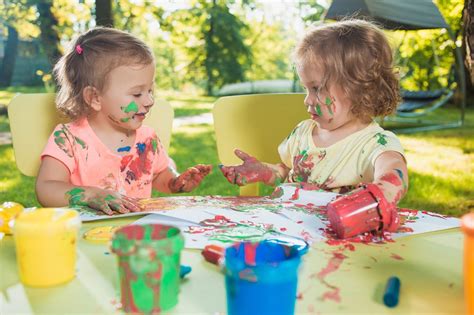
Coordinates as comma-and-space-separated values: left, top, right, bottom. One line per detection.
77, 184, 461, 249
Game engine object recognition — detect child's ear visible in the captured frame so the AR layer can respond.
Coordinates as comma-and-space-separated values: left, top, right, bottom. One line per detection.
83, 86, 101, 111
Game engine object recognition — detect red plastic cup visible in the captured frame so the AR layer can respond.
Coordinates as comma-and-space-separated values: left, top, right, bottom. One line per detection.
327, 184, 400, 239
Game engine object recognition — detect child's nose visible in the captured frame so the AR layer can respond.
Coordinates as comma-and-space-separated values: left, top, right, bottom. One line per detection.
143, 94, 154, 108
304, 95, 315, 111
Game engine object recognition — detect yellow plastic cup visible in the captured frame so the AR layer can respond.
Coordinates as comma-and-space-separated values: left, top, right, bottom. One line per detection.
13, 208, 81, 287
462, 212, 474, 315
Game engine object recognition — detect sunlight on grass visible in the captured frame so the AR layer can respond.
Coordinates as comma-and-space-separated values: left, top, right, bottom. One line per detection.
0, 145, 38, 207
398, 131, 474, 215
401, 136, 473, 179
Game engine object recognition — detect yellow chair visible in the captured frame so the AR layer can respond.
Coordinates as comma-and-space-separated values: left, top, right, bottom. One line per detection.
213, 93, 307, 196
8, 93, 174, 177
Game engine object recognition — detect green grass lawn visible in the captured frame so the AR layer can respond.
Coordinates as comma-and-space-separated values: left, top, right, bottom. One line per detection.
0, 88, 473, 217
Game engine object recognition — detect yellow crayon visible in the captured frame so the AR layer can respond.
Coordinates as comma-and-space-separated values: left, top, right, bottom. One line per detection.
13, 208, 81, 287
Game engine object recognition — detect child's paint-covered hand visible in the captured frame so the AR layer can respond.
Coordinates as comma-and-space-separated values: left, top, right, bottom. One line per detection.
219, 149, 275, 186
169, 164, 212, 193
66, 187, 142, 215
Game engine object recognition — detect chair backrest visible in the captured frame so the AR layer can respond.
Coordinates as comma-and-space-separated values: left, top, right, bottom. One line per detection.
8, 93, 174, 177
213, 93, 307, 196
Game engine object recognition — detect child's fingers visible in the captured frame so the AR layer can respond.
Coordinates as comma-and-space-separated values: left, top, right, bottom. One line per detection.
195, 164, 212, 176
123, 196, 143, 212
109, 199, 129, 214
183, 167, 200, 178
234, 173, 245, 186
234, 149, 251, 161
88, 200, 114, 216
220, 166, 237, 184
203, 164, 213, 174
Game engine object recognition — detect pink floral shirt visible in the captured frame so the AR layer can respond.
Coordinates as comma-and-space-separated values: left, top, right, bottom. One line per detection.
41, 118, 171, 198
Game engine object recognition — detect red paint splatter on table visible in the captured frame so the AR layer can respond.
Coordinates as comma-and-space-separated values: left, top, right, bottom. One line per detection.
390, 253, 404, 260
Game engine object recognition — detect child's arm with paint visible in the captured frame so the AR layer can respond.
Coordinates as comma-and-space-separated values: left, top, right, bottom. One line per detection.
152, 164, 212, 193
326, 151, 408, 238
36, 157, 141, 215
219, 149, 289, 186
372, 151, 408, 205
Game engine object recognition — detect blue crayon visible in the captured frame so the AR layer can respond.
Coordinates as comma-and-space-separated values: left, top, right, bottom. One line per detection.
179, 265, 192, 279
383, 276, 401, 307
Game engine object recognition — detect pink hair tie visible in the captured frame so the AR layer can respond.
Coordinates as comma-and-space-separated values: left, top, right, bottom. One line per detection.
75, 44, 83, 55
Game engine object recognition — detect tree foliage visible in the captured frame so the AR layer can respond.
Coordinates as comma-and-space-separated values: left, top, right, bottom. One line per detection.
162, 0, 252, 95
393, 0, 464, 91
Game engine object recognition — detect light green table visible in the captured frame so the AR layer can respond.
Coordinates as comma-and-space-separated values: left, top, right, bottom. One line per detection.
0, 216, 465, 314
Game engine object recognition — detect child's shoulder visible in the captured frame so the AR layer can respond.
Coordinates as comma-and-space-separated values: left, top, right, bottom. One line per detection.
360, 122, 402, 147
52, 118, 87, 135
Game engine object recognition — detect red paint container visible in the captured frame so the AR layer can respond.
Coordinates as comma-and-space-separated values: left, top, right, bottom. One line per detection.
327, 184, 400, 239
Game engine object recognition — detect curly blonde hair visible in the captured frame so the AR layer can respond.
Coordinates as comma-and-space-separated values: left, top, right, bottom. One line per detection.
293, 19, 400, 122
53, 27, 154, 120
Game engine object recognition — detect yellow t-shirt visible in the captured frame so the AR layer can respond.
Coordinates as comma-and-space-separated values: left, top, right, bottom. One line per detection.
278, 119, 405, 193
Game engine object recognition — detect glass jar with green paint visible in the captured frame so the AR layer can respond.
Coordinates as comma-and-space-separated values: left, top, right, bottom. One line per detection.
111, 224, 184, 313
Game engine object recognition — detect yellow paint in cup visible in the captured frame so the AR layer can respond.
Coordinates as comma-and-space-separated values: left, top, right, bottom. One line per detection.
13, 208, 81, 287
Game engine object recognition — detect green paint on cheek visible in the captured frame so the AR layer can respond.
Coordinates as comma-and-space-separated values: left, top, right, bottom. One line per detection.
315, 104, 322, 116
325, 97, 333, 115
122, 101, 139, 113
120, 117, 131, 123
325, 97, 332, 106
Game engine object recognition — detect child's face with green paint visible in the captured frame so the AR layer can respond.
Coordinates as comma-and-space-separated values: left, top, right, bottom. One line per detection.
94, 63, 155, 131
298, 63, 355, 130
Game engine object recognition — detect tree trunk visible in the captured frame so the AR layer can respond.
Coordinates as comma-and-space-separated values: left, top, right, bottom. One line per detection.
0, 25, 19, 87
205, 0, 217, 96
36, 0, 62, 66
463, 0, 474, 93
95, 0, 114, 27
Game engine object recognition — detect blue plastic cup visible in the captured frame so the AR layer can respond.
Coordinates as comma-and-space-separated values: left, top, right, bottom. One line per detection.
225, 240, 307, 315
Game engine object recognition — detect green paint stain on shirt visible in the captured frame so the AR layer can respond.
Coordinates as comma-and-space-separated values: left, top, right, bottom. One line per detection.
75, 136, 87, 149
122, 101, 139, 113
54, 130, 66, 145
375, 133, 388, 146
151, 138, 158, 152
